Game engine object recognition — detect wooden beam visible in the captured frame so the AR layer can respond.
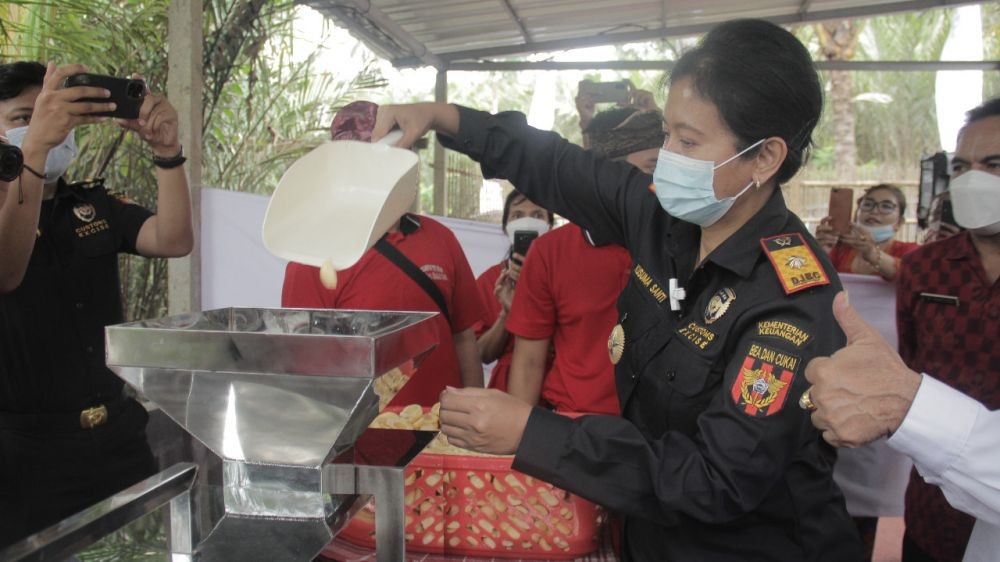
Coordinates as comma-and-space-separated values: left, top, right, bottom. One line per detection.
167, 0, 204, 314
433, 70, 448, 216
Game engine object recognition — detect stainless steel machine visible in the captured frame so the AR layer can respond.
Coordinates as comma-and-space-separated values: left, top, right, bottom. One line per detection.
1, 307, 439, 562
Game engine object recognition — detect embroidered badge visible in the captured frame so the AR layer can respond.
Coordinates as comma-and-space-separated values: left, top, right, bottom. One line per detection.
760, 233, 830, 295
703, 288, 735, 324
607, 324, 625, 365
755, 320, 812, 347
73, 203, 96, 223
730, 342, 800, 417
676, 321, 717, 351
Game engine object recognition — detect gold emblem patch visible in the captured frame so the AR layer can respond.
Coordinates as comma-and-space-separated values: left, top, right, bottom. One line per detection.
704, 288, 736, 324
608, 324, 625, 365
73, 203, 96, 223
760, 233, 830, 295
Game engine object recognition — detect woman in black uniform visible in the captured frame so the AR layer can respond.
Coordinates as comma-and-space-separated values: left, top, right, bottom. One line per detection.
375, 19, 862, 562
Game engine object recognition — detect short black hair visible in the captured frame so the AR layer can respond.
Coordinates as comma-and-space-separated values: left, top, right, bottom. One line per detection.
0, 61, 46, 102
670, 19, 822, 184
965, 98, 1000, 126
501, 189, 553, 231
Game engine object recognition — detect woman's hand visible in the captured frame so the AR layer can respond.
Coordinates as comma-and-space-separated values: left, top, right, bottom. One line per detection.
373, 102, 459, 149
19, 63, 110, 157
494, 269, 515, 312
439, 387, 532, 455
575, 83, 597, 131
840, 225, 880, 264
116, 76, 180, 156
814, 217, 839, 254
629, 88, 657, 112
507, 253, 525, 282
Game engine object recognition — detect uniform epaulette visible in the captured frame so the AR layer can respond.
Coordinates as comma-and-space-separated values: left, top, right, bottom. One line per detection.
759, 233, 830, 295
67, 177, 105, 191
107, 189, 139, 205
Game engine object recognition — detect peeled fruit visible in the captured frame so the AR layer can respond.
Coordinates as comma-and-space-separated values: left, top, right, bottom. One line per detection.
319, 259, 338, 290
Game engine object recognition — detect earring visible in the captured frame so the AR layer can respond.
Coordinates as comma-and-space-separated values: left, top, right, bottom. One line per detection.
754, 177, 761, 190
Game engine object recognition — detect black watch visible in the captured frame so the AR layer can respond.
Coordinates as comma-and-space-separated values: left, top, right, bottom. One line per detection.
152, 147, 186, 169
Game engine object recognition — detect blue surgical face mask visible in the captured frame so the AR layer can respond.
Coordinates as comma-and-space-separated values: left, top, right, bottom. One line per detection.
857, 222, 896, 244
652, 139, 765, 227
4, 126, 77, 184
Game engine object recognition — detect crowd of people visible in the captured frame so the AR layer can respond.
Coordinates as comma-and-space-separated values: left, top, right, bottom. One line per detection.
0, 16, 997, 562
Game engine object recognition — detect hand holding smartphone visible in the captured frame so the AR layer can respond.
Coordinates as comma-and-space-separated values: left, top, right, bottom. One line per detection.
511, 230, 539, 265
828, 188, 854, 236
62, 73, 146, 120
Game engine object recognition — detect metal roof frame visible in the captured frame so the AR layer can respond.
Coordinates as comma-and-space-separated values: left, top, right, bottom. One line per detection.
302, 0, 993, 71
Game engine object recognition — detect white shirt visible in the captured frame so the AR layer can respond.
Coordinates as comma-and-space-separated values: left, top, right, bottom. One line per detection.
888, 374, 1000, 562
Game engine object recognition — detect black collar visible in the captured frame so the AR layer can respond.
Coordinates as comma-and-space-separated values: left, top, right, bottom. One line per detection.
664, 188, 789, 280
706, 188, 789, 279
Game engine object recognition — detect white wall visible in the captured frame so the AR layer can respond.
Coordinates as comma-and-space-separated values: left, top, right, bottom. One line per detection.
200, 187, 509, 310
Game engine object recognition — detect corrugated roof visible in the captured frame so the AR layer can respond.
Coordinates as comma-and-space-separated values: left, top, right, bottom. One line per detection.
300, 0, 980, 68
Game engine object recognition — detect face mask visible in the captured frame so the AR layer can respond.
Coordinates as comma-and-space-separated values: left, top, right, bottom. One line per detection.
653, 139, 765, 227
856, 222, 896, 244
4, 126, 77, 184
949, 170, 1000, 235
505, 217, 550, 244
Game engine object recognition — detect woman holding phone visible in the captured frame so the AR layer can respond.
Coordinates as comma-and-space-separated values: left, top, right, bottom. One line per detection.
374, 19, 862, 561
815, 184, 919, 282
474, 189, 552, 391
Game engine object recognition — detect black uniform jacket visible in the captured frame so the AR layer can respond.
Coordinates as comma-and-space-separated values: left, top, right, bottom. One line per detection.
441, 106, 862, 561
0, 179, 152, 414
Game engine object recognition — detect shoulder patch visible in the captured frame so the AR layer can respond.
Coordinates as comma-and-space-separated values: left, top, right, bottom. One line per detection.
730, 342, 800, 417
755, 320, 812, 347
108, 190, 138, 205
67, 177, 105, 191
760, 233, 830, 295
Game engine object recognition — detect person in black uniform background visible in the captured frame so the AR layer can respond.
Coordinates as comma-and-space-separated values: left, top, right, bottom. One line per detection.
374, 19, 863, 562
0, 61, 193, 546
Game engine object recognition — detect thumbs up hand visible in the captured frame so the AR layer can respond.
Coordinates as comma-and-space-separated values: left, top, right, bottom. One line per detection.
804, 292, 922, 448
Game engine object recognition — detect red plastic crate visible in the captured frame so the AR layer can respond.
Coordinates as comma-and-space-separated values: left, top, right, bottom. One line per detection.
338, 444, 602, 559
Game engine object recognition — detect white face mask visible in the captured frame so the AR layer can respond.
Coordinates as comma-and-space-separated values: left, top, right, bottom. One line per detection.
949, 170, 1000, 235
652, 139, 765, 227
4, 126, 77, 184
505, 217, 550, 244
856, 222, 896, 244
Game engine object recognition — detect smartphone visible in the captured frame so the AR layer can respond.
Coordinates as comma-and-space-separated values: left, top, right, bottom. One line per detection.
579, 80, 630, 104
939, 199, 961, 229
512, 230, 539, 261
62, 73, 146, 119
828, 188, 854, 236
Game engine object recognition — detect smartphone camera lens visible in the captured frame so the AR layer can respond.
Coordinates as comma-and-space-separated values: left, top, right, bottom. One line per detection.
0, 143, 24, 182
126, 80, 145, 99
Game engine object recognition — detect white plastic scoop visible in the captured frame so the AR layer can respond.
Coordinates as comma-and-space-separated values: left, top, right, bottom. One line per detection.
262, 130, 418, 270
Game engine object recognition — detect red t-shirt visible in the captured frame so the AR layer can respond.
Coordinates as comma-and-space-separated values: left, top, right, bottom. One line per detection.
475, 262, 515, 391
281, 215, 483, 407
505, 223, 631, 415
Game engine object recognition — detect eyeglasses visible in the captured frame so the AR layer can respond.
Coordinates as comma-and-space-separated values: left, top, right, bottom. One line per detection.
858, 199, 899, 214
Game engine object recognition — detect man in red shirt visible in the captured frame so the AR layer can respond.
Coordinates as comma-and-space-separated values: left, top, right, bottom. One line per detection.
282, 102, 483, 406
896, 98, 1000, 562
505, 105, 663, 414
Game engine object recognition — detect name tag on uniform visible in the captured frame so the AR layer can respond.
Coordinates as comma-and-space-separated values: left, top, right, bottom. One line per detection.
919, 292, 959, 306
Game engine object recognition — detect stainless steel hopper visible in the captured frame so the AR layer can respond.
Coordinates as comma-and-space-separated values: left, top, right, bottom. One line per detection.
1, 308, 439, 562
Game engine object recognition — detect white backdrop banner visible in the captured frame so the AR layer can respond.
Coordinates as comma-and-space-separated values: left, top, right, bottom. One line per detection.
200, 187, 509, 310
833, 273, 912, 517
